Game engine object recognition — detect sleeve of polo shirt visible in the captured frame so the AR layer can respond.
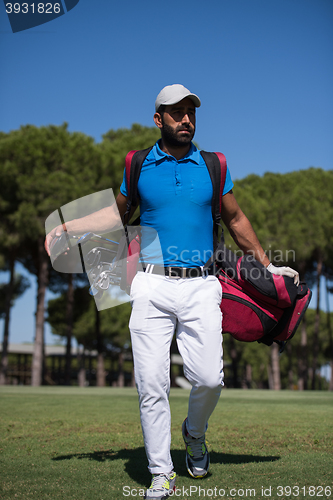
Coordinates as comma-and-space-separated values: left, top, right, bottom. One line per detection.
119, 168, 128, 197
223, 167, 234, 195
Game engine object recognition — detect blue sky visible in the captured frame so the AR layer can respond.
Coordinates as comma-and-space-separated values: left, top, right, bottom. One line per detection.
1, 0, 332, 344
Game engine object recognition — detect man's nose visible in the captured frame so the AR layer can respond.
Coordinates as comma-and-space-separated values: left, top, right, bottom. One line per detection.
181, 113, 190, 123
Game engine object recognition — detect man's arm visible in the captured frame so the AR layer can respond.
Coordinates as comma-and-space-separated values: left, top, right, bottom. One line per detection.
45, 192, 134, 256
221, 191, 299, 284
221, 191, 270, 267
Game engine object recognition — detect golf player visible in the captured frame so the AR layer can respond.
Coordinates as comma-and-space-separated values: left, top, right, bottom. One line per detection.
45, 84, 299, 500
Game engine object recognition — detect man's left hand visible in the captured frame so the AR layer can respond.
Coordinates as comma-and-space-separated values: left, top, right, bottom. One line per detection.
267, 263, 300, 286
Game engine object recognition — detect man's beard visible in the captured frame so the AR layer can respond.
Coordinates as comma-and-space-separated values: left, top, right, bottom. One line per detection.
160, 119, 195, 148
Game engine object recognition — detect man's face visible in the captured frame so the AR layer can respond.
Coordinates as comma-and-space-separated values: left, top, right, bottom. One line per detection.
156, 97, 196, 147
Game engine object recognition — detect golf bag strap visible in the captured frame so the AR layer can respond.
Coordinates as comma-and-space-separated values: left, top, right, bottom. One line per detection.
200, 151, 227, 249
125, 147, 154, 210
200, 151, 227, 224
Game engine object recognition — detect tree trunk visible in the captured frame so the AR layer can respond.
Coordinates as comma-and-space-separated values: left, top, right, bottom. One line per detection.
241, 363, 252, 389
31, 237, 49, 386
77, 345, 86, 387
297, 318, 308, 390
297, 261, 309, 390
118, 351, 124, 387
96, 353, 106, 386
0, 256, 15, 385
229, 336, 239, 388
329, 360, 333, 392
271, 343, 281, 390
64, 275, 74, 385
267, 363, 273, 390
286, 343, 294, 390
311, 257, 323, 390
325, 275, 333, 391
95, 308, 106, 387
131, 364, 136, 387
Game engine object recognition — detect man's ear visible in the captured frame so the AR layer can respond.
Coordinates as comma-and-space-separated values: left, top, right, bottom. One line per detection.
154, 112, 163, 129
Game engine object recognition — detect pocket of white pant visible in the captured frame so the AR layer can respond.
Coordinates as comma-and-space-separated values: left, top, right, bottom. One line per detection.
129, 271, 141, 300
208, 275, 222, 304
216, 278, 222, 304
202, 275, 222, 304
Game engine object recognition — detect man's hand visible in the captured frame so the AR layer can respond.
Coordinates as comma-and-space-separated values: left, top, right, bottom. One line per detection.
267, 263, 300, 286
45, 224, 66, 257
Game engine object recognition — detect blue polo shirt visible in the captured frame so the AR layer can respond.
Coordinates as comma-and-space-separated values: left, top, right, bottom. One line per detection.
120, 141, 233, 267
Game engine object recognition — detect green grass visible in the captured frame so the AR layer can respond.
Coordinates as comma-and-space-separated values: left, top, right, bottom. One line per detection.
0, 387, 332, 500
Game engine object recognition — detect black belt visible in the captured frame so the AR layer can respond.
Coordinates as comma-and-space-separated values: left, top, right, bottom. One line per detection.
143, 264, 212, 279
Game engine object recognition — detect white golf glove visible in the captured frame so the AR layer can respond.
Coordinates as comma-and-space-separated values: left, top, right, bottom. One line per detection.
267, 263, 299, 286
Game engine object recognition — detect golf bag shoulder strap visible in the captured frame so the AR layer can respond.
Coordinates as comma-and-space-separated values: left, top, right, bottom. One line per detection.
200, 151, 227, 224
125, 147, 154, 210
125, 148, 227, 224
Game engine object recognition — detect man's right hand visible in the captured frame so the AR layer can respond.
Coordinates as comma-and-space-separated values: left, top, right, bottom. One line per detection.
45, 224, 66, 257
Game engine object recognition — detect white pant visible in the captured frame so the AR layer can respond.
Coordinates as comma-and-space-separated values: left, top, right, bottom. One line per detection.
129, 271, 224, 474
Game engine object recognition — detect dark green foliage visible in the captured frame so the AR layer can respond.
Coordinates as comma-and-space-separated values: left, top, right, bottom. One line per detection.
99, 123, 160, 190
230, 168, 333, 275
0, 123, 102, 238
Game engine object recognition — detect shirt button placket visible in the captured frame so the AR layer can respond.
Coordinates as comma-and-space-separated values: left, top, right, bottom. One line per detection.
174, 160, 182, 195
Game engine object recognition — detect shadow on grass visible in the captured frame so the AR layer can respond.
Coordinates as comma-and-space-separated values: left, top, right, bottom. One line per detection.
52, 448, 280, 485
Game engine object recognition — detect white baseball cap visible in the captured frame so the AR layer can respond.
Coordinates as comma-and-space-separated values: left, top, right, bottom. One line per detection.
155, 84, 201, 112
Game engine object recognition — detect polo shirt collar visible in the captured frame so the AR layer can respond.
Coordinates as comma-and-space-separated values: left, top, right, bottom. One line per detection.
153, 140, 200, 165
